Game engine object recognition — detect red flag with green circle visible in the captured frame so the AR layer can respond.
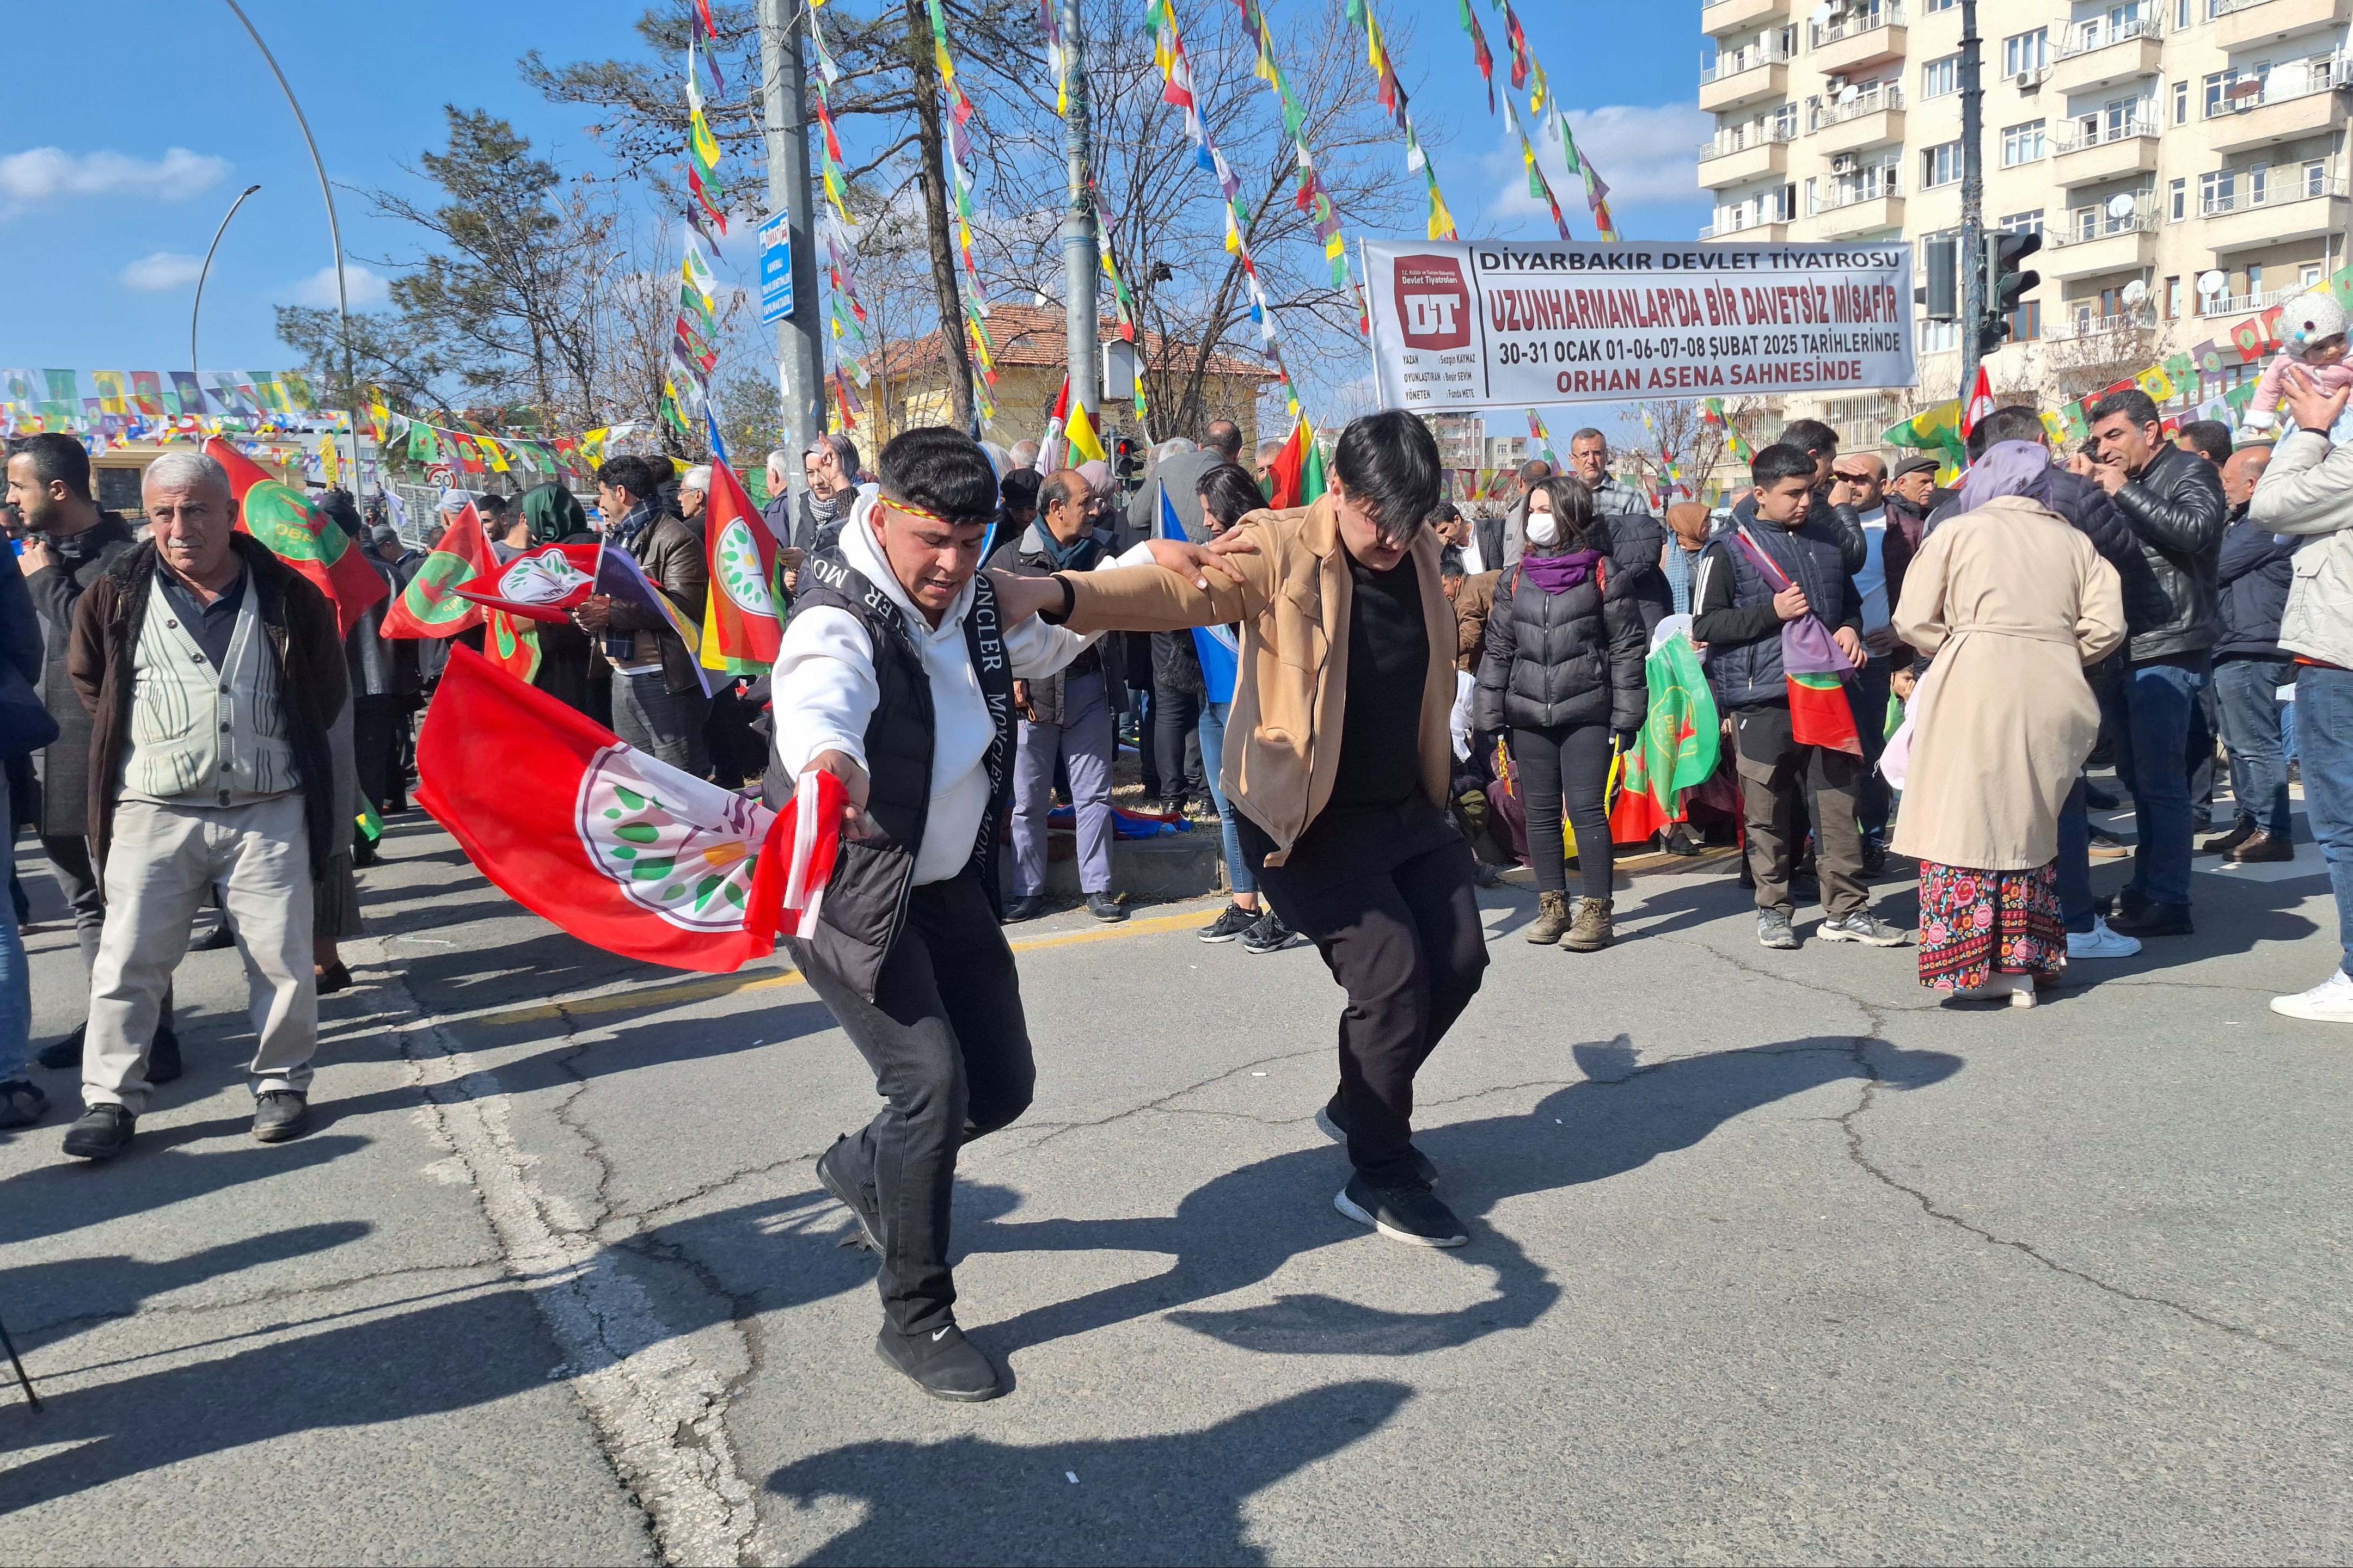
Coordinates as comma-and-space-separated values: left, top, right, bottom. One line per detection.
381, 499, 494, 640
698, 457, 784, 674
205, 436, 387, 639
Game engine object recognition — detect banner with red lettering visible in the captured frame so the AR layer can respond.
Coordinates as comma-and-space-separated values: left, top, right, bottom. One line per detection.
1364, 239, 1916, 411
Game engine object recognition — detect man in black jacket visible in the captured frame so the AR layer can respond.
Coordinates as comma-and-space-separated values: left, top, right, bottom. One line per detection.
2207, 444, 2294, 863
2086, 388, 2230, 937
575, 455, 708, 773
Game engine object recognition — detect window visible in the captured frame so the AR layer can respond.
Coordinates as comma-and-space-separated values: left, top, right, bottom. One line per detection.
2308, 159, 2329, 197
1921, 317, 1959, 352
2201, 169, 2234, 212
2252, 162, 2270, 204
2105, 97, 2142, 135
1925, 0, 1955, 13
2203, 71, 2228, 116
2249, 263, 2265, 298
2006, 300, 2042, 343
1999, 208, 2045, 235
2176, 0, 2189, 27
1804, 176, 1819, 216
1922, 140, 1963, 187
2002, 120, 2047, 165
2166, 276, 2184, 318
2305, 263, 2325, 287
2170, 176, 2186, 219
2173, 80, 2190, 124
1922, 54, 1960, 97
2002, 29, 2049, 75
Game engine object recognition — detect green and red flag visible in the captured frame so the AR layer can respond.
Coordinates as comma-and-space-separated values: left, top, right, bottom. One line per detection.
1616, 631, 1721, 828
1261, 417, 1326, 509
699, 458, 785, 674
206, 436, 387, 639
380, 499, 494, 640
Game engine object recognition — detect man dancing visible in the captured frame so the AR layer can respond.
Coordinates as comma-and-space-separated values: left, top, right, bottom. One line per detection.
993, 410, 1490, 1249
771, 427, 1107, 1402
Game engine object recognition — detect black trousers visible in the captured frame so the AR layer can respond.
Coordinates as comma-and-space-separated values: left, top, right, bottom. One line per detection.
1152, 669, 1205, 801
353, 694, 409, 815
1265, 835, 1488, 1184
787, 871, 1035, 1336
1509, 721, 1615, 900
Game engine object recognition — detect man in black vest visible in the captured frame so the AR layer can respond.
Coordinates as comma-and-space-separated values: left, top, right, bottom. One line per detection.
771, 427, 1112, 1403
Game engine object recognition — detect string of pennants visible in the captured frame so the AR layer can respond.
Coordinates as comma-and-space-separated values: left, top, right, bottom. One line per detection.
928, 0, 1000, 423
1452, 0, 1617, 242
665, 16, 732, 442
809, 0, 877, 435
0, 368, 323, 427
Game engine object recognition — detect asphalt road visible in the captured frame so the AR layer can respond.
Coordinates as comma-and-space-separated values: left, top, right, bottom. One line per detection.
4, 808, 2350, 1565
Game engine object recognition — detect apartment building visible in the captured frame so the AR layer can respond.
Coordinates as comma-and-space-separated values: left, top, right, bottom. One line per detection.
1699, 0, 2353, 450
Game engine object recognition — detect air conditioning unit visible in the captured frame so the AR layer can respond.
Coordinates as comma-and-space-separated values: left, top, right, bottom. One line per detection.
1830, 152, 1859, 175
1825, 74, 1848, 93
2014, 65, 2049, 89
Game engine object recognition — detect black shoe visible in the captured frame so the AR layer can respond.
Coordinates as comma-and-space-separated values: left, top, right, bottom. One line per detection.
1660, 824, 1700, 857
1315, 1098, 1438, 1185
2107, 902, 2193, 938
1334, 1173, 1467, 1248
1199, 902, 1258, 943
62, 1103, 136, 1161
1240, 911, 1298, 954
1473, 862, 1504, 887
1085, 892, 1127, 923
0, 1079, 50, 1130
2083, 782, 2120, 810
816, 1135, 883, 1253
315, 961, 354, 995
352, 838, 379, 870
1001, 894, 1051, 924
148, 1023, 182, 1086
875, 1321, 1003, 1402
2199, 820, 2257, 856
2116, 884, 2151, 921
35, 1023, 84, 1072
253, 1090, 310, 1142
189, 922, 238, 952
1859, 837, 1889, 876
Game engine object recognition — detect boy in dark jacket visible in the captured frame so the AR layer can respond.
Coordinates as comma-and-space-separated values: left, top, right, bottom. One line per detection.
2207, 445, 2295, 862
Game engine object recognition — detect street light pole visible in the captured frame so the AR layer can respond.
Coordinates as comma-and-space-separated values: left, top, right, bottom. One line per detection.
192, 183, 264, 379
759, 0, 828, 494
1060, 0, 1100, 433
1957, 0, 1986, 407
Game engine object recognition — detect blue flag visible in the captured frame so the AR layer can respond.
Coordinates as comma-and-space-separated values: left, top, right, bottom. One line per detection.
1159, 481, 1238, 704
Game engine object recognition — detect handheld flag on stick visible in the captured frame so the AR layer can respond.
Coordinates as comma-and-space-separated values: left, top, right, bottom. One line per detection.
381, 499, 494, 640
454, 543, 602, 622
1159, 482, 1237, 704
698, 459, 785, 674
1261, 419, 1326, 509
1063, 398, 1107, 465
597, 544, 714, 697
205, 437, 387, 639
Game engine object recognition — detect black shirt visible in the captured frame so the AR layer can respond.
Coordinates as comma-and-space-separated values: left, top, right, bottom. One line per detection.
158, 564, 247, 672
1329, 550, 1427, 806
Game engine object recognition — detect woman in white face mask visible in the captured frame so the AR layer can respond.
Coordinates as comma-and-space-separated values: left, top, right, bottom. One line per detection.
1473, 477, 1652, 951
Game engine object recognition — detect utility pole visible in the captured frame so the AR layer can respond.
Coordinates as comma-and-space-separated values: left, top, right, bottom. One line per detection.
760, 0, 828, 488
1060, 0, 1100, 433
1957, 0, 1986, 407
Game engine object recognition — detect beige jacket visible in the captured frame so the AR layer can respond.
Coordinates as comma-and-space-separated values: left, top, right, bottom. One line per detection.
1891, 497, 2127, 870
1061, 494, 1456, 866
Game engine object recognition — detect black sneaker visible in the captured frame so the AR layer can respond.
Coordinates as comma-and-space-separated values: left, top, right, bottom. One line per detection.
2108, 902, 2193, 938
252, 1090, 310, 1143
1859, 837, 1889, 876
148, 1023, 182, 1086
1198, 902, 1258, 943
1000, 894, 1051, 925
0, 1080, 50, 1130
1660, 824, 1700, 857
62, 1103, 136, 1161
1334, 1174, 1467, 1248
816, 1134, 883, 1253
189, 921, 238, 952
1315, 1098, 1438, 1184
1240, 911, 1300, 954
875, 1321, 1003, 1401
1085, 892, 1128, 924
34, 1023, 83, 1072
2083, 782, 2120, 810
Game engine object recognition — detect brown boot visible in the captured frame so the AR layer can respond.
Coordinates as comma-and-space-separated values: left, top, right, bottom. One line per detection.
1561, 896, 1614, 952
1526, 890, 1573, 943
2227, 830, 2295, 864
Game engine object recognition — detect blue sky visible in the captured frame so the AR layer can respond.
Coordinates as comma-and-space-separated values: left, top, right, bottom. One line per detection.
0, 1, 1708, 393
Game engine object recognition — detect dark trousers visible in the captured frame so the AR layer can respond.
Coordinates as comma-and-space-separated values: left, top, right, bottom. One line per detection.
1509, 721, 1614, 900
2100, 656, 2210, 908
612, 672, 711, 777
1847, 655, 1895, 842
1151, 673, 1205, 802
788, 871, 1035, 1336
353, 694, 409, 815
1733, 704, 1866, 918
2214, 656, 2293, 841
1265, 838, 1487, 1184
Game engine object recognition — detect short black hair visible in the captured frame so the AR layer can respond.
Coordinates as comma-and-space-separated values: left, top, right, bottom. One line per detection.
1039, 469, 1090, 513
13, 432, 91, 500
1202, 419, 1245, 463
1967, 404, 2048, 459
597, 454, 661, 503
2088, 388, 2161, 429
998, 468, 1041, 512
1438, 545, 1467, 580
2177, 419, 2234, 464
1780, 417, 1839, 457
1425, 500, 1461, 527
879, 426, 1000, 525
1333, 409, 1442, 540
476, 492, 511, 516
1196, 462, 1265, 530
1751, 443, 1817, 489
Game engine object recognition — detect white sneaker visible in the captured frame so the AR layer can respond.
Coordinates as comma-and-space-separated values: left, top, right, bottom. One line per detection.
2066, 917, 2141, 960
2270, 969, 2353, 1023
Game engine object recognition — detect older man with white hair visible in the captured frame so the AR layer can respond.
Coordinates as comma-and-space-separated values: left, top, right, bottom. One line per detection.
57, 450, 348, 1160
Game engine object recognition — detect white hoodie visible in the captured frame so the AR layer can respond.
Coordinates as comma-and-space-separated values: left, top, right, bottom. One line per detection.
770, 493, 1103, 886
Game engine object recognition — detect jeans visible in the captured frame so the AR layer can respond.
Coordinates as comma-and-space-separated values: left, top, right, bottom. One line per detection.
612, 669, 711, 777
2102, 656, 2211, 909
0, 770, 26, 1083
1196, 700, 1256, 896
2295, 665, 2353, 978
2214, 656, 2293, 841
1012, 671, 1114, 896
2055, 778, 2094, 933
1847, 654, 1896, 841
1509, 721, 1615, 900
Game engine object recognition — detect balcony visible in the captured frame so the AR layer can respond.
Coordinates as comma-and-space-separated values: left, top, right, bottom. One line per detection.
1700, 49, 1792, 112
2198, 284, 2302, 317
2217, 0, 2351, 51
1809, 4, 1908, 75
1698, 216, 1792, 242
2050, 119, 2162, 184
1698, 125, 1795, 186
2206, 58, 2351, 151
2042, 210, 2160, 280
2201, 175, 2350, 251
1810, 83, 1907, 152
2050, 19, 2163, 95
1704, 0, 1792, 38
2047, 305, 2158, 343
1811, 179, 1904, 237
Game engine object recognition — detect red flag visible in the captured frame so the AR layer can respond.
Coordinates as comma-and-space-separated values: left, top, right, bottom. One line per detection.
698, 459, 784, 673
381, 500, 494, 639
1961, 364, 1995, 438
1260, 418, 1324, 509
454, 542, 602, 623
206, 437, 388, 639
416, 644, 841, 973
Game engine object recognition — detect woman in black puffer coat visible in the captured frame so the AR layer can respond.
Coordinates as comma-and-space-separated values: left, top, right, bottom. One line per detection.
1475, 476, 1651, 951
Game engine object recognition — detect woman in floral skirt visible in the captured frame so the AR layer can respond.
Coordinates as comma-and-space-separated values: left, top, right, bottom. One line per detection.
1891, 441, 2127, 1005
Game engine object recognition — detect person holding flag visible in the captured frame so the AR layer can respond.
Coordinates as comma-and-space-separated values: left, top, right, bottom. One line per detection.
1691, 445, 1910, 952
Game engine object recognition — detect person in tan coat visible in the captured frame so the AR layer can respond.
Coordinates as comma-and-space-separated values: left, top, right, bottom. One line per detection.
1891, 441, 2127, 1005
991, 411, 1485, 1250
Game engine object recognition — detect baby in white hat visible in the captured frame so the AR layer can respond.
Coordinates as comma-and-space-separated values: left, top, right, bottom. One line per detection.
2241, 286, 2353, 432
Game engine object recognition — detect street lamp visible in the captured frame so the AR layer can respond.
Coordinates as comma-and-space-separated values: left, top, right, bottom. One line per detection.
191, 183, 264, 380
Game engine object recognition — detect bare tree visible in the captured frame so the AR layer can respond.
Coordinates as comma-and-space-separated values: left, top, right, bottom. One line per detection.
2018, 312, 2166, 414
1613, 398, 1766, 502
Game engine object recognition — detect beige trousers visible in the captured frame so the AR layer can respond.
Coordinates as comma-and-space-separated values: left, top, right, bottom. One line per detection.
85, 795, 316, 1115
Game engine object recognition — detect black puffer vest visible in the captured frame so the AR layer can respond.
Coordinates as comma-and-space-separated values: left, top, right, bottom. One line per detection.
1708, 521, 1852, 710
779, 554, 1014, 1000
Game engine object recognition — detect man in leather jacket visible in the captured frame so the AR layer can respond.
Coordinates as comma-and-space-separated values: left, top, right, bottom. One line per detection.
2086, 388, 2228, 938
1730, 416, 1868, 576
575, 456, 709, 774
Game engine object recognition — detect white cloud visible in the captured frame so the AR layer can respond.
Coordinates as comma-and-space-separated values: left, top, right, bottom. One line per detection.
0, 146, 228, 206
120, 251, 206, 292
1483, 101, 1714, 231
280, 263, 390, 309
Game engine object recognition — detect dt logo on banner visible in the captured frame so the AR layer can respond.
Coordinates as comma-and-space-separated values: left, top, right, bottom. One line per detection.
1394, 255, 1472, 351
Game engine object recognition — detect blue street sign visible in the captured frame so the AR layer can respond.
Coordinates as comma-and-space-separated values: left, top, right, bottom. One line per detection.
758, 212, 793, 325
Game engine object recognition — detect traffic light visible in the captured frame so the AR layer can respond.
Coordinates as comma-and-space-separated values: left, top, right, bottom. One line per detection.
1922, 236, 1958, 322
1978, 229, 2043, 355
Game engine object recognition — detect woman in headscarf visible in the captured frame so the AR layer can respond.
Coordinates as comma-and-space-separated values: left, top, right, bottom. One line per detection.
516, 482, 599, 717
1891, 441, 2127, 1006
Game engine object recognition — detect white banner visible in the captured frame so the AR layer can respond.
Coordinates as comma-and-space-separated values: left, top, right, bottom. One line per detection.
1364, 239, 1916, 410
